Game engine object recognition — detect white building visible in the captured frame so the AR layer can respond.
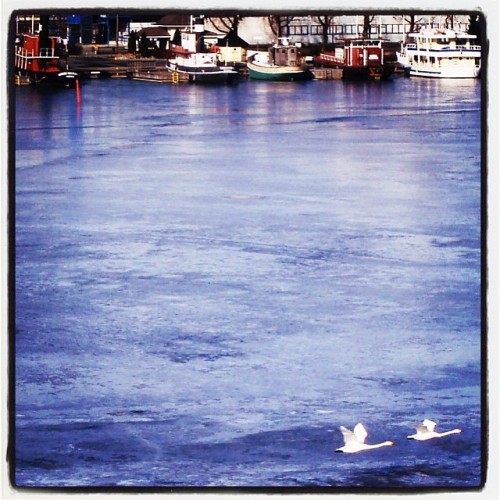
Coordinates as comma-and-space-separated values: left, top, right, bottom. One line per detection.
285, 14, 473, 45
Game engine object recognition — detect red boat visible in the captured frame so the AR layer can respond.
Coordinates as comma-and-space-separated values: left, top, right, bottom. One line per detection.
315, 39, 395, 80
15, 33, 78, 85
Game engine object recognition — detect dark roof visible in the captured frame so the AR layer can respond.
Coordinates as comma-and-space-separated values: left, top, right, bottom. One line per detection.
203, 30, 220, 37
137, 27, 171, 38
155, 15, 191, 27
218, 31, 250, 48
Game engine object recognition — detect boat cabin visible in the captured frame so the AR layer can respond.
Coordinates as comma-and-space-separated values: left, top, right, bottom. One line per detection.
341, 39, 385, 68
269, 37, 301, 67
407, 28, 480, 51
15, 33, 62, 74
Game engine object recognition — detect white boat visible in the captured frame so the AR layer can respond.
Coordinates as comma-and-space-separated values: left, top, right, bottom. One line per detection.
166, 18, 239, 84
397, 27, 481, 78
166, 49, 239, 84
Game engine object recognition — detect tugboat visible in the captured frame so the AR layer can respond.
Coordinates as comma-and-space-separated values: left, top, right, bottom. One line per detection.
247, 37, 313, 81
397, 27, 481, 78
166, 17, 239, 84
315, 39, 395, 80
15, 32, 78, 86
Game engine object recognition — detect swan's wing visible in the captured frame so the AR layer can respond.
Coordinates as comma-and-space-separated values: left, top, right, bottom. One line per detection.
415, 423, 429, 434
353, 423, 368, 444
422, 419, 437, 432
340, 426, 357, 445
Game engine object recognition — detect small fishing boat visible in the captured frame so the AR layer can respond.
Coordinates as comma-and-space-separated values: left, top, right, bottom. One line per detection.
166, 18, 239, 84
315, 39, 395, 80
15, 33, 79, 86
247, 38, 313, 81
397, 27, 481, 78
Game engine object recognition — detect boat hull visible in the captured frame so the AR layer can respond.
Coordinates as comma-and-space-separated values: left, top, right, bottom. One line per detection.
18, 69, 80, 87
314, 60, 395, 80
166, 61, 239, 84
247, 61, 313, 81
407, 61, 480, 78
343, 64, 394, 80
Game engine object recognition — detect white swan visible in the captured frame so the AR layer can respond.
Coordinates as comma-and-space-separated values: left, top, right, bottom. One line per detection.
407, 419, 462, 441
335, 423, 394, 453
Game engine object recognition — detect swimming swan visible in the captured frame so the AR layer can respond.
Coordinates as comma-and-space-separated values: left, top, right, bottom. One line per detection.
407, 419, 462, 441
336, 423, 394, 453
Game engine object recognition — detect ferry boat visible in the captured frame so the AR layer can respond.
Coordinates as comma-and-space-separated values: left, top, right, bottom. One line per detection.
315, 39, 395, 80
166, 19, 239, 84
247, 38, 313, 81
15, 33, 79, 86
397, 27, 481, 78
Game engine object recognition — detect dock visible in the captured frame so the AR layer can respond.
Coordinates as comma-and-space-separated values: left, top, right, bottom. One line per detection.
68, 53, 130, 79
311, 68, 343, 80
127, 60, 189, 83
66, 54, 191, 83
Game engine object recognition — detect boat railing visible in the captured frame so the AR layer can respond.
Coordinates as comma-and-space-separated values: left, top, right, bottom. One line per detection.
39, 48, 56, 58
16, 46, 56, 59
405, 43, 481, 51
457, 44, 481, 51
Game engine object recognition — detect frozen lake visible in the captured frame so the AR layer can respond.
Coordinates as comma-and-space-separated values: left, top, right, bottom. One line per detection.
14, 76, 482, 488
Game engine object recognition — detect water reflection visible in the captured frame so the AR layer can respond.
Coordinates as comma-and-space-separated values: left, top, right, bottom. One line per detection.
16, 86, 82, 149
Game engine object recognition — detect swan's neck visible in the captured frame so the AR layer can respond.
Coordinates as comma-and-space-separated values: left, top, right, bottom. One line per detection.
371, 441, 394, 449
438, 429, 461, 437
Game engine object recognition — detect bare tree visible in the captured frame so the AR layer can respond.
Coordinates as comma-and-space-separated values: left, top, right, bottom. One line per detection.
267, 15, 296, 38
206, 16, 242, 35
314, 15, 336, 49
467, 14, 482, 43
362, 15, 376, 38
396, 14, 425, 35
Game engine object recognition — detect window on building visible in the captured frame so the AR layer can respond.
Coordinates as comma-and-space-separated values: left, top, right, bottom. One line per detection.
288, 25, 309, 36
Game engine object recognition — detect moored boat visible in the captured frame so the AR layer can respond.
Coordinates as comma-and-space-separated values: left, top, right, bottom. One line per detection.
15, 32, 79, 86
315, 39, 395, 80
396, 27, 481, 78
166, 18, 239, 84
247, 38, 313, 81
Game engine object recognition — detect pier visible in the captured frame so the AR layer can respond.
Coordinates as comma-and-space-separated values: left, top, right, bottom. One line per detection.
67, 52, 130, 79
127, 60, 189, 83
64, 53, 192, 83
310, 67, 343, 80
